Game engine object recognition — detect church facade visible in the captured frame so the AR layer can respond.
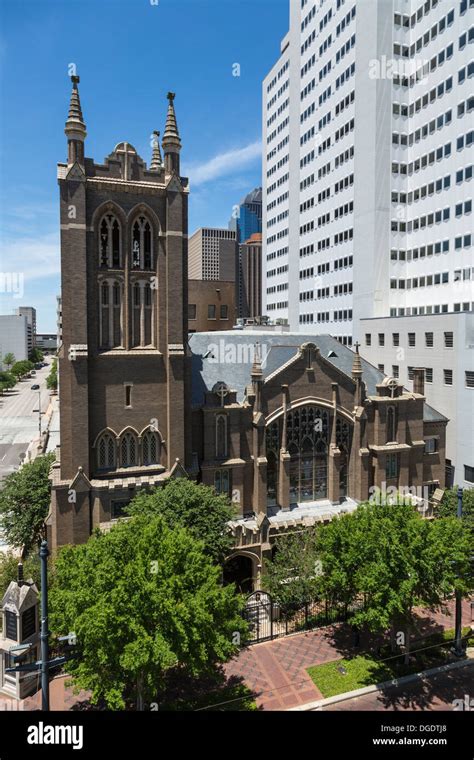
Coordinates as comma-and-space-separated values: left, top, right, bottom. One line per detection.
48, 77, 447, 591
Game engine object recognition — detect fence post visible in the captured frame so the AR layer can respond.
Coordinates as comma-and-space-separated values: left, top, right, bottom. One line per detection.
270, 598, 273, 641
325, 598, 329, 624
305, 602, 308, 629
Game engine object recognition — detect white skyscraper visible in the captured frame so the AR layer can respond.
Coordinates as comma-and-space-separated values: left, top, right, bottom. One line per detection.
262, 0, 474, 485
262, 0, 473, 339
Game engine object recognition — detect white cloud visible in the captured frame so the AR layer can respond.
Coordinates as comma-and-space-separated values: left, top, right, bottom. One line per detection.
186, 140, 262, 186
1, 231, 60, 281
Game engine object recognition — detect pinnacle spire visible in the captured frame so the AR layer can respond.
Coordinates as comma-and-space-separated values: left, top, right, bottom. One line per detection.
65, 74, 86, 139
150, 130, 162, 170
251, 342, 263, 378
162, 92, 182, 173
162, 92, 181, 147
352, 341, 363, 377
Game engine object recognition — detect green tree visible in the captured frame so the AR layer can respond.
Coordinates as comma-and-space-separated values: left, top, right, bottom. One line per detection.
49, 514, 247, 710
29, 347, 44, 364
263, 530, 321, 608
46, 358, 58, 391
127, 478, 235, 563
2, 352, 15, 370
11, 360, 34, 379
435, 487, 474, 534
317, 501, 473, 659
0, 453, 55, 555
0, 371, 16, 395
0, 551, 41, 600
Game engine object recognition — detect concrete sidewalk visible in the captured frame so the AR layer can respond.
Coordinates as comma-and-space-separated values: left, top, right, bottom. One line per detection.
224, 598, 473, 710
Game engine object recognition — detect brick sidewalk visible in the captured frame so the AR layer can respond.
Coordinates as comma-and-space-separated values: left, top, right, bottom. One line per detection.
224, 599, 473, 711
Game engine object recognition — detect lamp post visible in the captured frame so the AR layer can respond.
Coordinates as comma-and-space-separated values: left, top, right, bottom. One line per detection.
5, 537, 77, 710
454, 486, 464, 657
37, 388, 42, 437
39, 539, 49, 710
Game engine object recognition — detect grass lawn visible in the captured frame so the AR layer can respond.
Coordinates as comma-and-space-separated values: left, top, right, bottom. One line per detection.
307, 627, 473, 699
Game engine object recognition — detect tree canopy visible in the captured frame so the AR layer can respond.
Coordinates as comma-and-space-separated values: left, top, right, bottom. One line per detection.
2, 352, 15, 370
127, 478, 236, 563
10, 360, 34, 379
29, 347, 44, 364
49, 514, 247, 710
0, 453, 55, 555
264, 499, 473, 649
46, 358, 58, 391
435, 487, 474, 534
0, 371, 16, 395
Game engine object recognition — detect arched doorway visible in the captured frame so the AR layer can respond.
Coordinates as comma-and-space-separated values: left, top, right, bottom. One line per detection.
223, 554, 255, 594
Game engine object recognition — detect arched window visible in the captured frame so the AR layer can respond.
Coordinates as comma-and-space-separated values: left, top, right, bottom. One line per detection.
99, 214, 121, 268
387, 406, 396, 443
142, 430, 159, 465
286, 405, 330, 503
216, 414, 227, 459
113, 282, 121, 307
120, 432, 137, 467
101, 282, 109, 306
131, 216, 153, 270
97, 432, 116, 471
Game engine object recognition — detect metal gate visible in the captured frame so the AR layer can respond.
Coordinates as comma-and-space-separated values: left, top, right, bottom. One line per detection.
243, 592, 363, 645
243, 591, 274, 643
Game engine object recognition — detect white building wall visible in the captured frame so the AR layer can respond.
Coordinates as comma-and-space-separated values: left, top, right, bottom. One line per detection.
360, 311, 474, 488
0, 315, 28, 370
262, 0, 474, 339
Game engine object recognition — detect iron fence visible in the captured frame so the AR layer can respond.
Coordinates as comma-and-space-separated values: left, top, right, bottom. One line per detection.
242, 591, 363, 645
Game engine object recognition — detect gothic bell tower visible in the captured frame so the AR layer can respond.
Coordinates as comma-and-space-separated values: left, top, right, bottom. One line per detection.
48, 77, 191, 549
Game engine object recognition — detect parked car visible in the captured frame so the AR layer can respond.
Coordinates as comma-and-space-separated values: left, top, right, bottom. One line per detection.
31, 370, 36, 375
31, 384, 40, 390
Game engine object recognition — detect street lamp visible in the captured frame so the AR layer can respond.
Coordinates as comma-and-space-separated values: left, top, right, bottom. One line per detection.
453, 486, 464, 657
32, 388, 43, 437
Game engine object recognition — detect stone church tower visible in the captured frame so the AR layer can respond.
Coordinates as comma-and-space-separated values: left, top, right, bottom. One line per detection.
48, 76, 191, 547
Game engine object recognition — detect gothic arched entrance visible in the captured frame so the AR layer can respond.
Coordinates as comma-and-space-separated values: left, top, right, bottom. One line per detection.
223, 554, 255, 594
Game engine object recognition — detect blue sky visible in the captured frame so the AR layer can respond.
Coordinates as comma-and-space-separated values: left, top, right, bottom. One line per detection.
0, 0, 288, 331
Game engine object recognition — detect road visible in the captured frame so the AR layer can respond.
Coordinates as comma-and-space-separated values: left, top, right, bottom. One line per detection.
0, 363, 51, 481
0, 363, 52, 551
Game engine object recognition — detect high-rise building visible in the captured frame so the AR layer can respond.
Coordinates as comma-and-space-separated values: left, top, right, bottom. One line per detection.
240, 232, 263, 319
0, 314, 29, 369
188, 227, 237, 281
229, 187, 262, 243
15, 306, 36, 353
262, 0, 474, 341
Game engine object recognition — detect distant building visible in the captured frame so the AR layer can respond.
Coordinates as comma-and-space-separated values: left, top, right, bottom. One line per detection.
188, 280, 236, 333
0, 315, 29, 369
36, 334, 58, 352
188, 228, 237, 281
229, 187, 262, 244
15, 307, 36, 352
240, 233, 262, 319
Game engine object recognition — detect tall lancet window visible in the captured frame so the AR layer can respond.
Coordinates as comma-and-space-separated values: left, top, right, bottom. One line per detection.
131, 216, 153, 270
216, 415, 228, 459
99, 214, 121, 268
387, 406, 396, 443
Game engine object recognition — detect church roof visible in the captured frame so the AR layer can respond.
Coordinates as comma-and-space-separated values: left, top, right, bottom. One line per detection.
188, 331, 447, 423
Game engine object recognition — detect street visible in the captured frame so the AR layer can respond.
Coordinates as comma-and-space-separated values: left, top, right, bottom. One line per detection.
0, 363, 51, 481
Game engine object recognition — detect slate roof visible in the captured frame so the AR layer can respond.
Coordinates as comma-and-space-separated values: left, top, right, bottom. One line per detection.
188, 331, 448, 423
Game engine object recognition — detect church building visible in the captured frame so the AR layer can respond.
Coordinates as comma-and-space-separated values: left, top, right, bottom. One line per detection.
48, 77, 448, 591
